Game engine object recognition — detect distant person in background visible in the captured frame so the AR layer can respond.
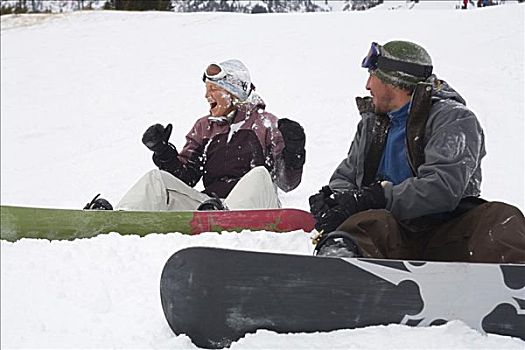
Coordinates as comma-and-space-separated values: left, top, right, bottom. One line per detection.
477, 0, 493, 7
85, 59, 305, 211
309, 40, 525, 263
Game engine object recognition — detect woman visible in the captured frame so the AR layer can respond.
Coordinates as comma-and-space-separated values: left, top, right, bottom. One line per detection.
87, 59, 305, 211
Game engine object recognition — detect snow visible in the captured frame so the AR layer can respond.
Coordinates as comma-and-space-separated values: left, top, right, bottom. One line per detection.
1, 3, 524, 349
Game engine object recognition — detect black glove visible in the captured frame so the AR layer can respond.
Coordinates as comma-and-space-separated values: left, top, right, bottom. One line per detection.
142, 123, 173, 154
313, 182, 387, 234
332, 182, 387, 214
309, 185, 336, 217
309, 185, 352, 233
278, 118, 305, 169
352, 182, 387, 212
314, 205, 353, 234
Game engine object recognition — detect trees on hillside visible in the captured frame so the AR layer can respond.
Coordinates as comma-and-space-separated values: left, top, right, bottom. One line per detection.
0, 0, 336, 14
109, 0, 172, 11
172, 1, 326, 13
344, 0, 383, 11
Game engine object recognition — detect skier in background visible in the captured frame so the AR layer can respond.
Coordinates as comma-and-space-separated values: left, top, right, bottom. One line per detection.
309, 40, 525, 263
86, 59, 305, 211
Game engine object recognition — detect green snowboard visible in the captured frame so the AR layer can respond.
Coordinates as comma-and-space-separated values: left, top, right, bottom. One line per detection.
0, 205, 315, 242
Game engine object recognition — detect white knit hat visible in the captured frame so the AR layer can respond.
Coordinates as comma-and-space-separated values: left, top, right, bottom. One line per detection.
203, 59, 254, 101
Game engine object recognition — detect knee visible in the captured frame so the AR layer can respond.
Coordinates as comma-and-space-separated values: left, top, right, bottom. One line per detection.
480, 202, 525, 225
244, 166, 272, 182
131, 169, 162, 184
143, 168, 162, 178
141, 169, 182, 188
487, 202, 524, 216
248, 166, 270, 177
468, 202, 525, 261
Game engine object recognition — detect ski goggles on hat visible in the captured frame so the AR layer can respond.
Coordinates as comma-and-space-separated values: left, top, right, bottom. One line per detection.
202, 62, 256, 97
361, 42, 382, 71
361, 42, 433, 79
202, 63, 228, 82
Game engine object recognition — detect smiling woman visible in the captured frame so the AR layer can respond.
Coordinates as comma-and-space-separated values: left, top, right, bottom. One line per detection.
205, 82, 235, 117
87, 59, 307, 212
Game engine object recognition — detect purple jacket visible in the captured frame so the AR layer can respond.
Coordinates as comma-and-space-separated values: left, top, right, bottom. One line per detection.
153, 100, 303, 198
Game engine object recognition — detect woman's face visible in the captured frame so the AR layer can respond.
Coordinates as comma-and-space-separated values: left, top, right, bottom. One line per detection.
205, 82, 235, 117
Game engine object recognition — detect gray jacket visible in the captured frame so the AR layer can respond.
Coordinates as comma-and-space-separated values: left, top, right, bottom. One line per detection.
329, 77, 486, 221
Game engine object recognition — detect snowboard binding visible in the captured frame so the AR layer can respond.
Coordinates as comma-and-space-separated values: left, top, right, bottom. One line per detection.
314, 230, 361, 258
84, 193, 113, 210
197, 194, 227, 211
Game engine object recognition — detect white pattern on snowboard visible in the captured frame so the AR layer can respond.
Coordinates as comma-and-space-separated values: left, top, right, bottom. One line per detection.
343, 259, 525, 332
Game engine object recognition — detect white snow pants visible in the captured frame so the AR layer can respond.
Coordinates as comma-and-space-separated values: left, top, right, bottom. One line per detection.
116, 166, 281, 211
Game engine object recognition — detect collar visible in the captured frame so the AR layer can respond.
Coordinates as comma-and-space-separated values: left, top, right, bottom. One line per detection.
387, 102, 411, 123
208, 109, 237, 123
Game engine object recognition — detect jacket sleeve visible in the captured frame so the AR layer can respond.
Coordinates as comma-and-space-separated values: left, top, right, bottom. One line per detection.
152, 120, 206, 188
329, 120, 363, 193
383, 101, 485, 220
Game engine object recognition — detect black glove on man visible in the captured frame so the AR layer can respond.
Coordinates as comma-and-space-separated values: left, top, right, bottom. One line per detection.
310, 182, 387, 234
278, 118, 306, 169
142, 123, 173, 155
309, 185, 337, 217
351, 182, 387, 213
309, 185, 347, 233
313, 205, 353, 234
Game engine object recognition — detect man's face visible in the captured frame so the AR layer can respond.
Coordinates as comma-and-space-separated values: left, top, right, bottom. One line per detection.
205, 82, 235, 117
365, 73, 398, 114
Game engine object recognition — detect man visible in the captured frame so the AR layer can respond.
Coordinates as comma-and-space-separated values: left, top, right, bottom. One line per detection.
86, 59, 305, 211
309, 40, 525, 263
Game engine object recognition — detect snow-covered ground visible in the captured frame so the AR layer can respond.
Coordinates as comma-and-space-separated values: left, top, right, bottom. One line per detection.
1, 2, 524, 349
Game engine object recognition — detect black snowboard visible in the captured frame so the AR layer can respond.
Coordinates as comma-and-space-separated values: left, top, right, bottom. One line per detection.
160, 247, 525, 349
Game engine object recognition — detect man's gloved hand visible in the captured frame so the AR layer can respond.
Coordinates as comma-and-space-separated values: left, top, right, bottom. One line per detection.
332, 182, 387, 214
314, 205, 353, 234
313, 190, 357, 233
278, 118, 306, 169
309, 185, 336, 217
352, 182, 387, 212
142, 123, 173, 154
309, 185, 352, 234
312, 182, 387, 234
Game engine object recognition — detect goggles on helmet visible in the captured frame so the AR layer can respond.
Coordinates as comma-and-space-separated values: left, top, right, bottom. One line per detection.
202, 63, 256, 98
202, 63, 228, 82
361, 42, 433, 79
361, 42, 382, 70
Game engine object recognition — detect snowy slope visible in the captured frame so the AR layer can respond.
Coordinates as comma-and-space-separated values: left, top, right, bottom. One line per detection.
1, 3, 524, 349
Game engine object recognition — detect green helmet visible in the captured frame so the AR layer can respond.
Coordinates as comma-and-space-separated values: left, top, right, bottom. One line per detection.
369, 40, 433, 90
